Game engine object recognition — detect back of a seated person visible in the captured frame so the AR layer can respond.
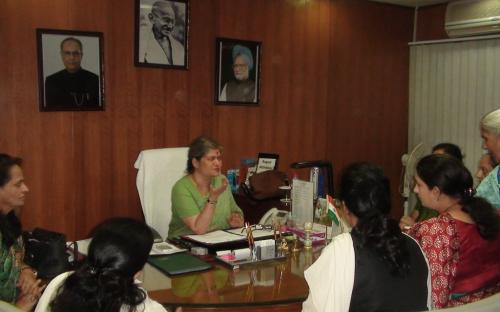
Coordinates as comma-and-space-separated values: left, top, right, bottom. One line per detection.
350, 232, 428, 311
303, 163, 430, 312
45, 218, 166, 312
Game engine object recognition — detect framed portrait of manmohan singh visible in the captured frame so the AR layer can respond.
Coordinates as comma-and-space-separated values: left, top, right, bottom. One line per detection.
135, 0, 189, 69
215, 38, 261, 106
37, 29, 104, 112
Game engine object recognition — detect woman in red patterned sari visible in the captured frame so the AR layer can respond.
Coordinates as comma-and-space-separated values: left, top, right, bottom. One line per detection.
409, 154, 500, 308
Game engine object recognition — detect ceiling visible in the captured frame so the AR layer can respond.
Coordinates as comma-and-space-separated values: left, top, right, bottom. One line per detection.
369, 0, 451, 7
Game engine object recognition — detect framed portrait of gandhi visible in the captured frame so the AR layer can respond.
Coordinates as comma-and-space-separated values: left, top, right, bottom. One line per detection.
135, 0, 189, 69
36, 29, 104, 112
215, 38, 261, 106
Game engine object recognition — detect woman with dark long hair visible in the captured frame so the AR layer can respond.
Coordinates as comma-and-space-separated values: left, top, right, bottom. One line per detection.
303, 163, 430, 312
409, 154, 500, 308
399, 142, 464, 230
36, 218, 166, 312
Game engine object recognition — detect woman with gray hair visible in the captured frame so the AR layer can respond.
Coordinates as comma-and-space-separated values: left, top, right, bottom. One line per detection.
219, 45, 256, 103
476, 108, 500, 209
167, 136, 244, 238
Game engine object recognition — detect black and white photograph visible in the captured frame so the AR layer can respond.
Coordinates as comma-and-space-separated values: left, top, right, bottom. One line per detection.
216, 38, 261, 106
37, 29, 104, 112
135, 0, 189, 69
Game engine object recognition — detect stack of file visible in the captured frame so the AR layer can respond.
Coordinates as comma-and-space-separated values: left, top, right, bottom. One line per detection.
147, 253, 211, 276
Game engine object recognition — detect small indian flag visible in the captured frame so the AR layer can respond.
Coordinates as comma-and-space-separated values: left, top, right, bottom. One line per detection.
327, 195, 340, 226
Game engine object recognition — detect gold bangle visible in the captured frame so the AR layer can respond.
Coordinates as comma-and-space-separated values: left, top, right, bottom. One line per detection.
207, 198, 217, 205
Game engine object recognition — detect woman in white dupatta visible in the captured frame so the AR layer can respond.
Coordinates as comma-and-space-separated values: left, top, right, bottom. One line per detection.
303, 163, 431, 312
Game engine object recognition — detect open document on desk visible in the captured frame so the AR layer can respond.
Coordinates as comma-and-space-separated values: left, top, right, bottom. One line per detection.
183, 227, 275, 245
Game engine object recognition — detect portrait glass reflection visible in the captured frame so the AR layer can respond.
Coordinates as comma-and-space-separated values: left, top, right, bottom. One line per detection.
216, 38, 261, 106
135, 0, 189, 69
37, 29, 104, 112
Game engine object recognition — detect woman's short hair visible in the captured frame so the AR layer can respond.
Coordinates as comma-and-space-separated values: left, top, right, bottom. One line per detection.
480, 108, 500, 136
0, 154, 22, 187
432, 143, 463, 162
186, 136, 223, 174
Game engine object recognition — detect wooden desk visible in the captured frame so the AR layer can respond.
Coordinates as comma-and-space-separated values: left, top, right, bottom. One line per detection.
142, 246, 323, 311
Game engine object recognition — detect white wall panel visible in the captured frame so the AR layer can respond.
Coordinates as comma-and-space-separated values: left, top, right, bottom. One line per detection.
409, 38, 500, 183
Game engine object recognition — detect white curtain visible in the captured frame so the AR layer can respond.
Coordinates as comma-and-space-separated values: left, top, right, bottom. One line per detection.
409, 37, 500, 180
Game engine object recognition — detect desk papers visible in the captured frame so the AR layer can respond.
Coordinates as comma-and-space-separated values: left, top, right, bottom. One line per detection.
225, 227, 276, 238
73, 238, 186, 256
292, 179, 314, 225
184, 227, 275, 245
150, 241, 187, 255
73, 238, 92, 256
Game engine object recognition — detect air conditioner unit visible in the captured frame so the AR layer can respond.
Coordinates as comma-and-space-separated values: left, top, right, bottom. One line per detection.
445, 0, 500, 38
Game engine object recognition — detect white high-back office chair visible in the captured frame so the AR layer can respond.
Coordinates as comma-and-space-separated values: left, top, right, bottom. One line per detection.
134, 147, 188, 240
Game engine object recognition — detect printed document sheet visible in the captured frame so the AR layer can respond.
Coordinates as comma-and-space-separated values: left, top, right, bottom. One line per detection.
184, 227, 275, 245
73, 238, 186, 256
292, 179, 314, 225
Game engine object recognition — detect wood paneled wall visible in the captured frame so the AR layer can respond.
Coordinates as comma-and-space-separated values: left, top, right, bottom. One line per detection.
0, 0, 413, 240
416, 4, 448, 41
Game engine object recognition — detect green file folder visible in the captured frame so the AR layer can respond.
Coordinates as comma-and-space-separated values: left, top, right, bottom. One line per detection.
147, 253, 211, 276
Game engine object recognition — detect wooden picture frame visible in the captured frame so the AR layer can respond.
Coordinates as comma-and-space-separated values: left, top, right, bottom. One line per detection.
215, 37, 261, 106
135, 0, 189, 69
37, 29, 104, 112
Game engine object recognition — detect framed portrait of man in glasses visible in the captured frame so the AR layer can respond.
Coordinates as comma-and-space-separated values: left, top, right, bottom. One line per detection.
135, 0, 189, 69
36, 29, 104, 112
215, 38, 261, 106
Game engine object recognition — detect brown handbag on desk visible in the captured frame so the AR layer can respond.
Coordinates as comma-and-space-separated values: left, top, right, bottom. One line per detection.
241, 170, 288, 200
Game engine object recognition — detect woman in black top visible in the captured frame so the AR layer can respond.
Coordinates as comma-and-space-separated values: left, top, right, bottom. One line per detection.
303, 162, 430, 312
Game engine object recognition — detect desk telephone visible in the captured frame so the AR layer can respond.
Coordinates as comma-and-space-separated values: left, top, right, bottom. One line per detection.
259, 208, 289, 225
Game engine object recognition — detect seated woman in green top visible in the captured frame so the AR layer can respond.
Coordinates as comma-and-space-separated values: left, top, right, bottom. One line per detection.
168, 136, 244, 238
